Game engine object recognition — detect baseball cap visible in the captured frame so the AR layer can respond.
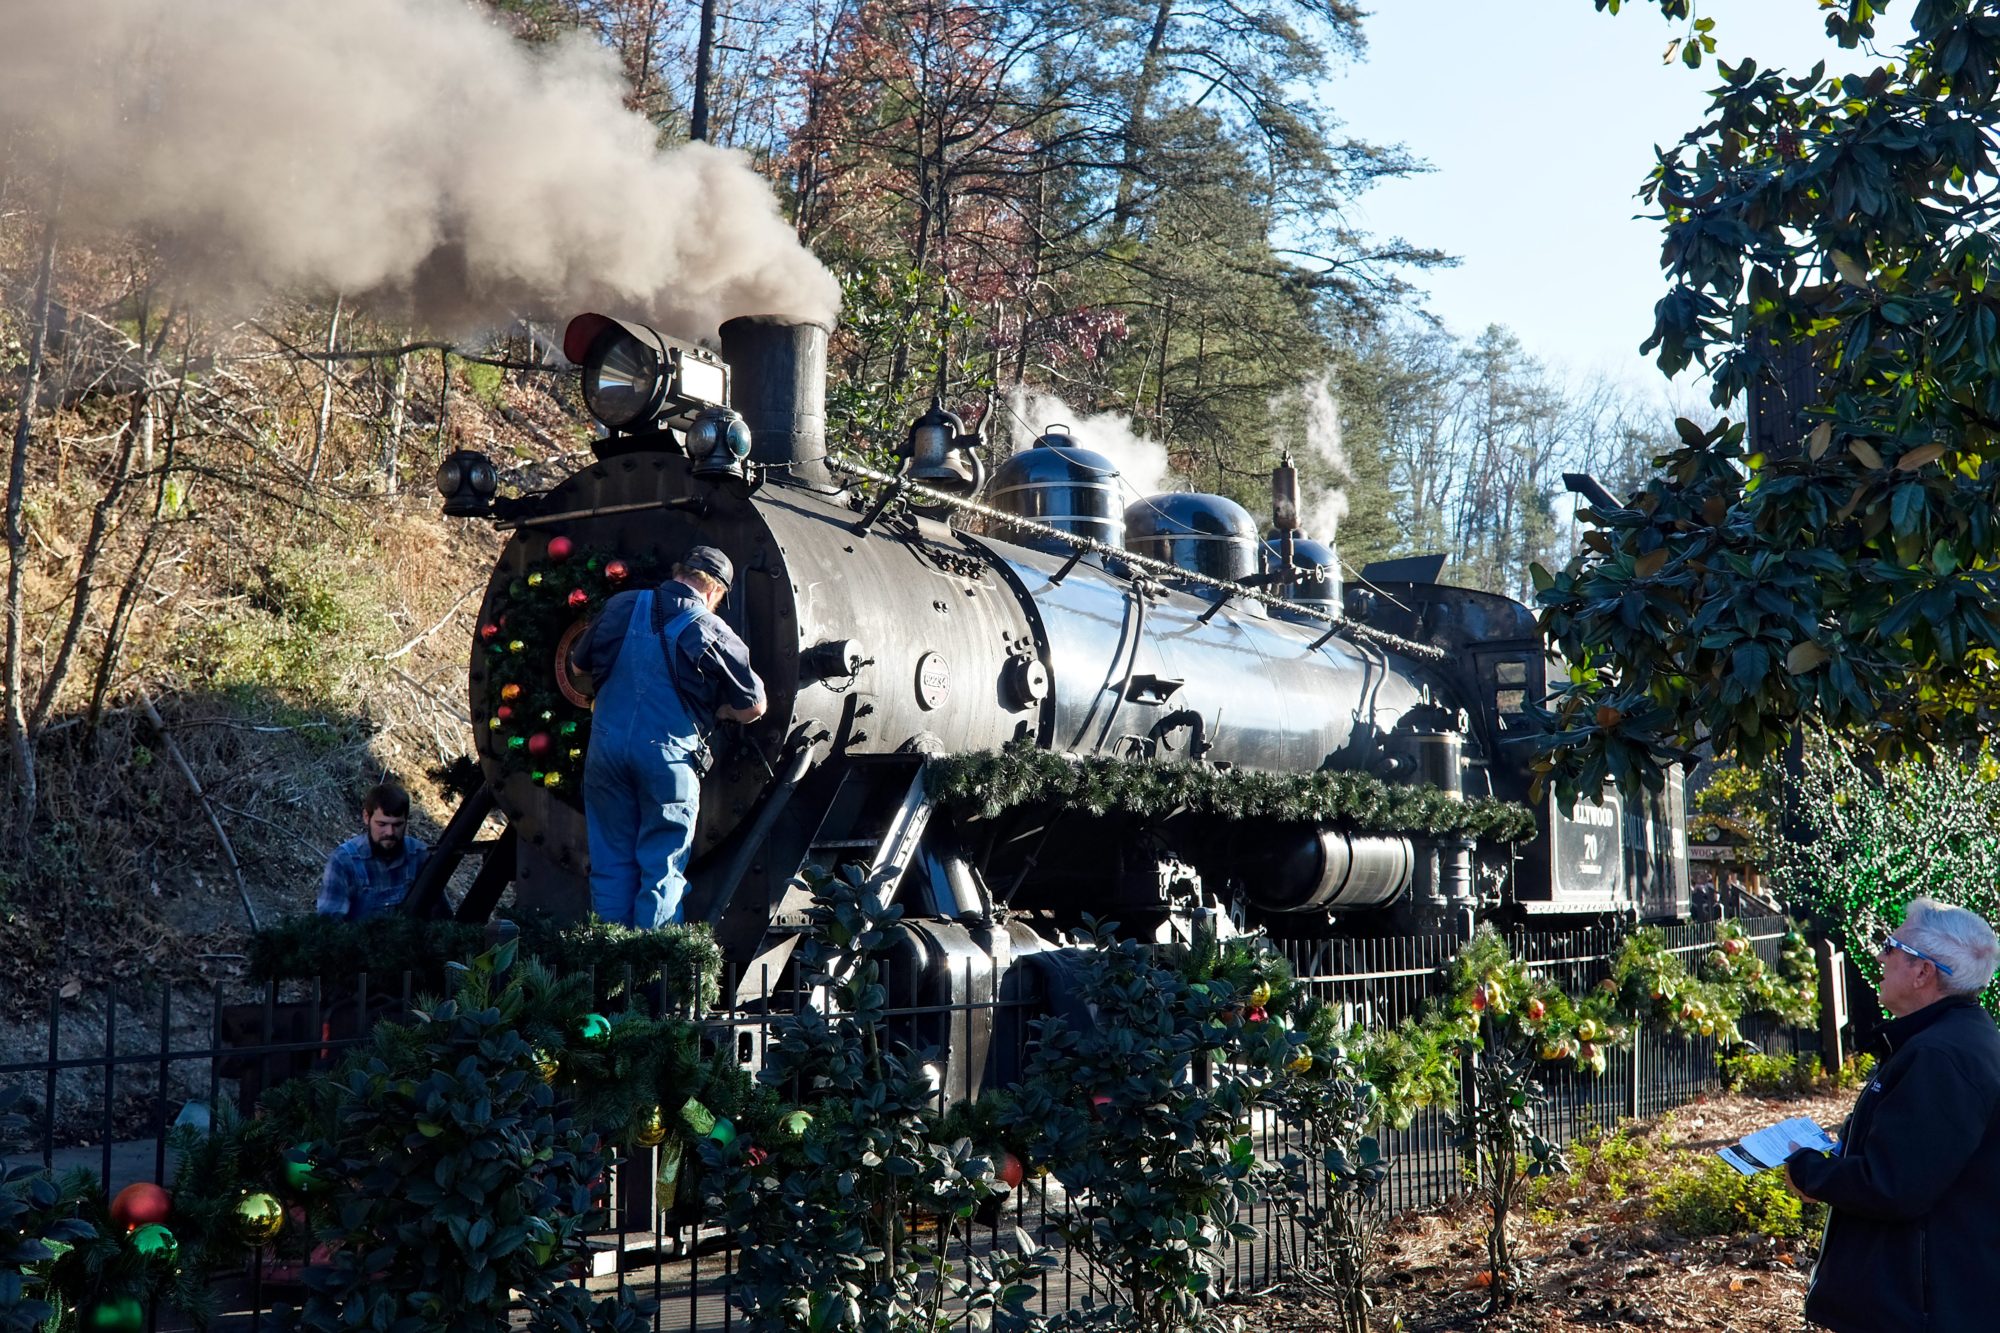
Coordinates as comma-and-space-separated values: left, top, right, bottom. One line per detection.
680, 545, 734, 589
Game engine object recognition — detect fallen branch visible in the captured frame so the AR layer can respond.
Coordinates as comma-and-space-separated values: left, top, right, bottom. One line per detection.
379, 582, 482, 662
137, 685, 260, 931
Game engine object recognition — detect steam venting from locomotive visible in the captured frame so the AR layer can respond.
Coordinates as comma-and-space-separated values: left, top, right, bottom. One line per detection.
0, 0, 838, 335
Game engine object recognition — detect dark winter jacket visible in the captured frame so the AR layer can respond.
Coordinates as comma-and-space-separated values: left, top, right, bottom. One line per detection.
1786, 995, 2000, 1333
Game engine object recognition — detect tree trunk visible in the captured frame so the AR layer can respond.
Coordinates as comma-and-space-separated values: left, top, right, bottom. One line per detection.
383, 351, 408, 495
307, 295, 344, 482
1111, 0, 1177, 240
690, 0, 718, 142
5, 204, 60, 850
32, 377, 150, 732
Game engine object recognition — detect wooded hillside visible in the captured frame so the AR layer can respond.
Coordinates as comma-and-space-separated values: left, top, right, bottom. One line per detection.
0, 0, 1678, 988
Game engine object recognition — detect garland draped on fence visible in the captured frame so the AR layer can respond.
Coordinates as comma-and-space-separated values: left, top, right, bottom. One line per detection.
4, 900, 1817, 1331
926, 749, 1541, 843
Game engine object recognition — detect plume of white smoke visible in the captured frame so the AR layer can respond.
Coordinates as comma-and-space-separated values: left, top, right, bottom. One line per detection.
0, 0, 838, 338
1005, 386, 1171, 500
1273, 374, 1350, 541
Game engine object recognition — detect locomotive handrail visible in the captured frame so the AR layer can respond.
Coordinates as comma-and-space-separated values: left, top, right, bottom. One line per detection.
827, 453, 1451, 665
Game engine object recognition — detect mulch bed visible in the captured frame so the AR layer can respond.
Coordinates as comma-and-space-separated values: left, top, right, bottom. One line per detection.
1236, 1086, 1856, 1331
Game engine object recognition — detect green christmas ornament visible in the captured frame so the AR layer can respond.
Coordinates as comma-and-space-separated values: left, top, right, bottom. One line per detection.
508, 735, 527, 750
283, 1145, 322, 1193
560, 720, 579, 736
586, 555, 602, 571
236, 1191, 284, 1244
530, 770, 546, 783
83, 1297, 143, 1333
576, 1012, 613, 1043
130, 1222, 178, 1263
709, 1118, 737, 1145
779, 1109, 813, 1140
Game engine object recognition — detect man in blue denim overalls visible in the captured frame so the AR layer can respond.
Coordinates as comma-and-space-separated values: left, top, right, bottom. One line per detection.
571, 546, 766, 927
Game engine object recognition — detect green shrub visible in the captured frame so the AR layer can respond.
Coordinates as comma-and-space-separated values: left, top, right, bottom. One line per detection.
1720, 1049, 1876, 1098
275, 943, 651, 1333
1001, 915, 1275, 1332
1652, 1157, 1824, 1239
0, 1089, 96, 1333
706, 868, 1040, 1333
1569, 1123, 1655, 1200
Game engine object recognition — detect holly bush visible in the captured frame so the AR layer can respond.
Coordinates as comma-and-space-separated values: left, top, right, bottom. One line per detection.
1449, 1041, 1567, 1313
274, 942, 651, 1333
0, 1088, 96, 1333
1260, 1029, 1388, 1333
1000, 917, 1288, 1333
704, 866, 1042, 1333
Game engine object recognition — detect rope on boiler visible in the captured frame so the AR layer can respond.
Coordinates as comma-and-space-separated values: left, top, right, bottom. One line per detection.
824, 452, 1450, 665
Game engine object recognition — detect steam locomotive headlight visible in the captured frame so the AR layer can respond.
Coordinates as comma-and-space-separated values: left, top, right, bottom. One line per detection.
437, 449, 499, 517
581, 326, 666, 429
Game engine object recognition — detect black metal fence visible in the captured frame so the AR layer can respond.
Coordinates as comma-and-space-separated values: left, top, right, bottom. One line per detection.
0, 916, 1812, 1330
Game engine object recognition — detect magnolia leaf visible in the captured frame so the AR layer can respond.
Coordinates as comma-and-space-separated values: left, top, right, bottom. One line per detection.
1835, 483, 1868, 522
1896, 443, 1946, 471
1529, 561, 1554, 593
1831, 250, 1871, 287
1785, 642, 1829, 674
1634, 549, 1668, 578
1849, 439, 1883, 469
1809, 422, 1833, 460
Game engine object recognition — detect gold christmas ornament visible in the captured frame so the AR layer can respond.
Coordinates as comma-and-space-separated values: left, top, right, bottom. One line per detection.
236, 1191, 284, 1245
634, 1105, 669, 1147
533, 1047, 560, 1082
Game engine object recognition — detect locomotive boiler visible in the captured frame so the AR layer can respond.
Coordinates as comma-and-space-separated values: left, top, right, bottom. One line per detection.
411, 312, 1689, 1032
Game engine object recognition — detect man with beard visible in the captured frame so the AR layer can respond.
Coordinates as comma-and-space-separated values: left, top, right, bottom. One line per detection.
316, 782, 433, 920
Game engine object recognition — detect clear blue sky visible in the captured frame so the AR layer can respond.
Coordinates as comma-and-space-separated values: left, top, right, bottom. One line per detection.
1330, 0, 1913, 398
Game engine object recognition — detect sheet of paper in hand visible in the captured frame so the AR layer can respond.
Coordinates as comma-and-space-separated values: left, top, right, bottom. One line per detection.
1716, 1116, 1837, 1176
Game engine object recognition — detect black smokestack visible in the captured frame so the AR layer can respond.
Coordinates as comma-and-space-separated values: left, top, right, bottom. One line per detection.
721, 316, 832, 489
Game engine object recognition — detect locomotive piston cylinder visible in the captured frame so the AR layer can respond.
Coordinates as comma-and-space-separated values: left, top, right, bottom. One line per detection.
1230, 825, 1414, 913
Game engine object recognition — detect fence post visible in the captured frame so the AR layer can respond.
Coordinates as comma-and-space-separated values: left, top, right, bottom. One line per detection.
1816, 939, 1848, 1071
1626, 1020, 1642, 1121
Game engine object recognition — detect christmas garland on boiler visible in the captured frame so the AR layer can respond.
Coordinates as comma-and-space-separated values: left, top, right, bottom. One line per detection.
475, 534, 663, 794
925, 748, 1541, 843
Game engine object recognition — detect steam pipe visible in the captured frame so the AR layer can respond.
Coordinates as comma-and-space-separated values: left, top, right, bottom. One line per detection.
702, 732, 823, 926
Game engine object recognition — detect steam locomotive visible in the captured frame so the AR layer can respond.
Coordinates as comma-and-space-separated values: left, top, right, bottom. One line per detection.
411, 312, 1689, 1025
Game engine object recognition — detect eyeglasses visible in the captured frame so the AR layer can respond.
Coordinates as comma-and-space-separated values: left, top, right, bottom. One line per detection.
1880, 935, 1955, 976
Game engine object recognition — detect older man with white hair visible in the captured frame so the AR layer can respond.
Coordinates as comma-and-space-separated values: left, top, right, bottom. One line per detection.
1785, 896, 2000, 1333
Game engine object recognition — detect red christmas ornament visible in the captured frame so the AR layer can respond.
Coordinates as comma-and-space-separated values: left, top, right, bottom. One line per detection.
1247, 1006, 1267, 1024
567, 588, 589, 609
527, 732, 553, 759
745, 1144, 769, 1168
1090, 1094, 1113, 1116
998, 1151, 1025, 1190
479, 623, 500, 643
547, 535, 574, 562
110, 1181, 172, 1231
605, 559, 630, 585
496, 705, 514, 721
